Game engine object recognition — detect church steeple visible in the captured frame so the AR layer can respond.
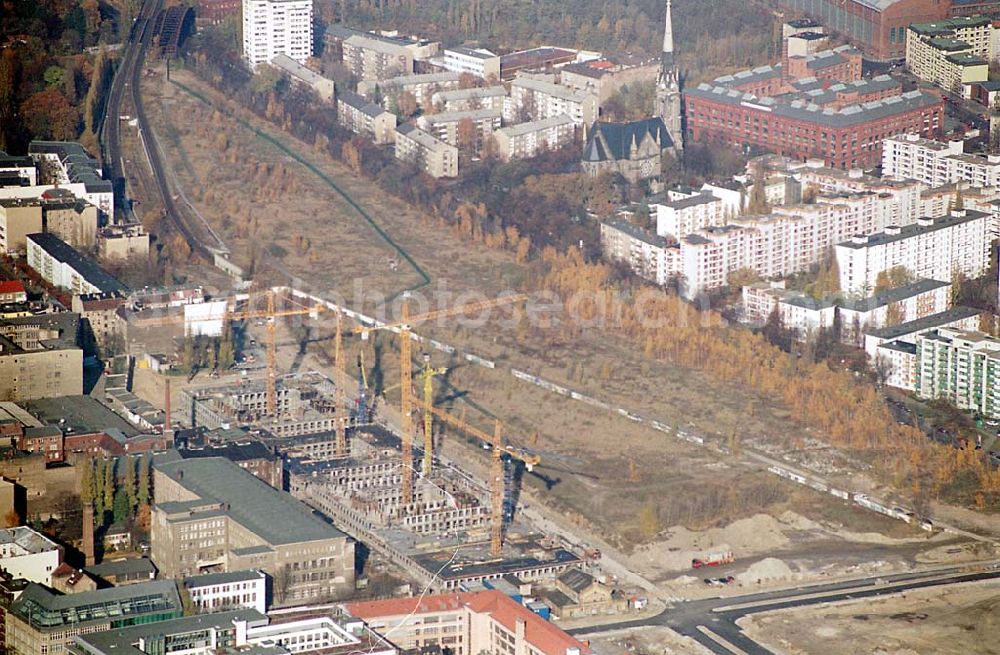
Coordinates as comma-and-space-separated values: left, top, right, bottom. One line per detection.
656, 0, 683, 152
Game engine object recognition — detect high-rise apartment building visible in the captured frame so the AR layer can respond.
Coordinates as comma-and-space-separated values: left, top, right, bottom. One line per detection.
916, 327, 1000, 418
242, 0, 312, 71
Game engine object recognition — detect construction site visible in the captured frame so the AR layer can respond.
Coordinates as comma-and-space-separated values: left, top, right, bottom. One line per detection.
173, 288, 598, 598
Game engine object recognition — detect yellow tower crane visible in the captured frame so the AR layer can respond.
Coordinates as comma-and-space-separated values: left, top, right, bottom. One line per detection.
226, 289, 325, 416
419, 403, 539, 557
354, 294, 525, 505
418, 354, 447, 475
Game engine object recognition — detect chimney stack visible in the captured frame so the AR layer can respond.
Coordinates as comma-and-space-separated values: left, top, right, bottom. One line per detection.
164, 377, 172, 442
82, 503, 95, 567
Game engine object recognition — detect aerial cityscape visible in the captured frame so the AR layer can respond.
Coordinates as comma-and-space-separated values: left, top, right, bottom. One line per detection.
3, 0, 1000, 653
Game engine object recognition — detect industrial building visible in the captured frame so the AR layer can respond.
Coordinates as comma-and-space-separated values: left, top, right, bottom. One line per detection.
151, 454, 356, 604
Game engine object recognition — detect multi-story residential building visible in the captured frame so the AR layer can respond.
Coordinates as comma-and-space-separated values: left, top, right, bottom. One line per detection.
27, 141, 113, 218
358, 72, 462, 109
675, 191, 903, 298
26, 233, 127, 296
67, 609, 397, 655
342, 34, 414, 81
834, 209, 990, 295
582, 118, 674, 183
875, 340, 920, 390
182, 570, 268, 614
441, 46, 501, 80
0, 151, 37, 186
507, 77, 598, 126
242, 0, 312, 71
394, 124, 459, 178
915, 327, 1000, 417
6, 581, 182, 655
417, 108, 502, 151
431, 85, 507, 113
0, 527, 61, 584
0, 280, 27, 304
493, 115, 577, 161
152, 456, 355, 604
883, 134, 1000, 187
600, 220, 672, 286
336, 90, 396, 144
684, 47, 944, 169
0, 313, 83, 401
42, 195, 99, 250
347, 590, 590, 655
270, 53, 334, 102
741, 278, 952, 345
0, 199, 43, 253
906, 16, 994, 91
654, 191, 727, 238
560, 55, 659, 109
71, 291, 126, 357
864, 305, 981, 359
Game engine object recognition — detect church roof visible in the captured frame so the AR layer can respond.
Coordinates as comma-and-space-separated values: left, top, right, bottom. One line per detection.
583, 118, 673, 163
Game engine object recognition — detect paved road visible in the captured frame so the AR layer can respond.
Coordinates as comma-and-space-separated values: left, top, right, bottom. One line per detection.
571, 565, 1000, 654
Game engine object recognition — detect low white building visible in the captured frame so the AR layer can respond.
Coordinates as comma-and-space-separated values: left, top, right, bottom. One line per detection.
440, 46, 501, 80
183, 569, 268, 614
432, 86, 507, 113
863, 305, 981, 359
835, 210, 990, 296
417, 108, 501, 150
874, 340, 918, 391
600, 220, 673, 286
654, 192, 727, 238
358, 72, 462, 109
0, 527, 61, 585
506, 77, 597, 126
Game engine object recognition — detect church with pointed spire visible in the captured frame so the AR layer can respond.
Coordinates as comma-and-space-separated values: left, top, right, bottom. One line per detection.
656, 0, 683, 151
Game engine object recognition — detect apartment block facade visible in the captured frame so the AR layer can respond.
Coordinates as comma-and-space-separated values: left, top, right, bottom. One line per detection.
441, 46, 501, 79
26, 233, 126, 295
394, 124, 459, 178
242, 0, 312, 71
834, 210, 990, 295
507, 78, 598, 126
492, 115, 576, 161
417, 108, 502, 150
358, 72, 462, 109
916, 327, 1000, 418
883, 134, 1000, 187
906, 16, 994, 91
336, 90, 397, 144
432, 86, 507, 113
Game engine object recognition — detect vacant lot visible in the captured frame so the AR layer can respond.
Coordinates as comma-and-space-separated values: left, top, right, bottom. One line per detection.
740, 580, 1000, 655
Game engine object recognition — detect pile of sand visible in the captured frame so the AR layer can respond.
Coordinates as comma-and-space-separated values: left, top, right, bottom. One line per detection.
736, 557, 793, 585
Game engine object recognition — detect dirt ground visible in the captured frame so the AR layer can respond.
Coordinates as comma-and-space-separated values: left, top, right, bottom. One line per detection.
739, 580, 1000, 655
588, 627, 714, 655
144, 67, 520, 302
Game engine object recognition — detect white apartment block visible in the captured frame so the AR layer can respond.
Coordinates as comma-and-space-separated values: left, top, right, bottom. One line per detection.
915, 327, 1000, 418
337, 90, 396, 144
600, 220, 672, 286
906, 17, 993, 91
394, 124, 459, 178
875, 340, 919, 390
676, 191, 900, 299
270, 54, 334, 102
28, 141, 113, 217
506, 77, 598, 126
0, 527, 61, 585
741, 282, 838, 334
883, 134, 1000, 188
492, 114, 576, 161
441, 46, 501, 79
358, 72, 462, 109
242, 0, 313, 71
432, 86, 507, 113
654, 192, 727, 238
27, 232, 126, 295
183, 570, 268, 615
835, 209, 990, 296
417, 109, 501, 150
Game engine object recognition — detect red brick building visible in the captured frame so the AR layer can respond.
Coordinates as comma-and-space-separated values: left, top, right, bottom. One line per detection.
684, 45, 944, 169
778, 0, 1000, 61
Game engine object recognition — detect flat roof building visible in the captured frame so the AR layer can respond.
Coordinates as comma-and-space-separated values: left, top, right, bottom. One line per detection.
270, 54, 334, 102
26, 233, 127, 296
394, 124, 459, 178
152, 455, 355, 605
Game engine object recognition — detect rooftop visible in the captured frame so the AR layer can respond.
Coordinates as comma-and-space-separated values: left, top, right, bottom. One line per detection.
583, 117, 672, 163
602, 219, 668, 248
270, 54, 332, 88
0, 526, 60, 557
68, 609, 267, 655
865, 306, 981, 340
183, 569, 266, 589
396, 123, 454, 152
24, 395, 139, 438
27, 233, 127, 294
496, 114, 575, 137
837, 211, 988, 249
9, 580, 181, 631
155, 455, 347, 545
840, 278, 951, 312
511, 76, 590, 103
85, 558, 157, 580
337, 88, 392, 118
